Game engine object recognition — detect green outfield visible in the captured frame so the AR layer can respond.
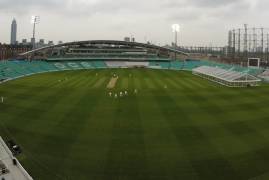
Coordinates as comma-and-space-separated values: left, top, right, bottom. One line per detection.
1, 69, 269, 180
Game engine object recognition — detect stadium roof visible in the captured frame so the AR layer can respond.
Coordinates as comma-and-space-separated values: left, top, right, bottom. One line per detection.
20, 40, 189, 57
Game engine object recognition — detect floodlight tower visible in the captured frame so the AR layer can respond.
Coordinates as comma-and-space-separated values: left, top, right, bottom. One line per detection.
31, 16, 40, 49
172, 24, 180, 60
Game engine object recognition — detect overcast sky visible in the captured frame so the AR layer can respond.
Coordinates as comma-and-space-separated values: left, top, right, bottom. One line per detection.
0, 0, 268, 46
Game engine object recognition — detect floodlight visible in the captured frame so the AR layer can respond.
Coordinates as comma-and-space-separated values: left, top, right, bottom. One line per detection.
31, 16, 35, 24
171, 24, 180, 60
172, 24, 180, 32
31, 15, 40, 49
31, 16, 40, 24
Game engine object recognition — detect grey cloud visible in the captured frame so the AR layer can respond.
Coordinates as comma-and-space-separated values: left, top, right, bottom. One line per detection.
166, 0, 254, 23
0, 0, 267, 46
189, 0, 241, 7
0, 0, 253, 18
0, 0, 65, 9
163, 0, 241, 8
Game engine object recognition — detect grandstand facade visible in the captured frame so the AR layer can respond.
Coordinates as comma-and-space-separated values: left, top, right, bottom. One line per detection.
20, 40, 188, 61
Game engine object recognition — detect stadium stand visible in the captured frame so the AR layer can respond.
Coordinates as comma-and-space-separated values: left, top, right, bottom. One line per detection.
125, 61, 149, 67
170, 61, 184, 70
92, 61, 107, 69
258, 69, 269, 82
192, 66, 261, 87
80, 62, 93, 69
66, 62, 84, 70
182, 60, 203, 70
0, 60, 263, 86
259, 69, 269, 77
149, 61, 171, 69
105, 61, 126, 68
105, 61, 149, 68
54, 63, 70, 71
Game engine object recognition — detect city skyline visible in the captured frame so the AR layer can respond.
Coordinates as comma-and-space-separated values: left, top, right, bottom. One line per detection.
0, 0, 268, 46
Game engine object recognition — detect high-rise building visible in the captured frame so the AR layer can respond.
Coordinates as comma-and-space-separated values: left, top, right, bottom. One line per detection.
10, 19, 17, 45
31, 38, 35, 47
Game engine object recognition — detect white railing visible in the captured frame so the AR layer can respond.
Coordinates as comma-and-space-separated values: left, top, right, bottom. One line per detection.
0, 137, 34, 180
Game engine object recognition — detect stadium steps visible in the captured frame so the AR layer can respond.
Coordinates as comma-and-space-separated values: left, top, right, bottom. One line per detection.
0, 60, 263, 82
149, 61, 170, 69
38, 62, 58, 72
170, 61, 184, 70
80, 62, 94, 69
92, 61, 107, 68
53, 62, 72, 71
7, 62, 34, 75
0, 62, 24, 78
65, 62, 85, 70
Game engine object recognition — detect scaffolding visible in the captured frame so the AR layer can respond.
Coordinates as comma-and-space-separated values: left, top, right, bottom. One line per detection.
228, 25, 269, 66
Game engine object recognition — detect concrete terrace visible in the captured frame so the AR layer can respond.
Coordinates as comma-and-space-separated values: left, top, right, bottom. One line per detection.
0, 137, 33, 180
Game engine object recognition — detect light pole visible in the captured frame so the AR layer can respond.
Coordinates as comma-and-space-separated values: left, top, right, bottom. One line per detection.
31, 16, 40, 49
172, 24, 180, 60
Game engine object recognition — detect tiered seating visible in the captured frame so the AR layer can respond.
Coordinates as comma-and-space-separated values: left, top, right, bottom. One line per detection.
0, 60, 67, 81
105, 61, 126, 68
149, 62, 161, 69
125, 61, 149, 67
170, 61, 184, 70
182, 60, 203, 70
1, 62, 25, 78
159, 62, 170, 69
149, 61, 170, 69
105, 61, 149, 68
193, 66, 242, 80
92, 61, 107, 68
38, 61, 58, 72
181, 60, 263, 76
260, 70, 269, 77
23, 63, 45, 74
192, 66, 261, 87
80, 62, 93, 69
0, 60, 263, 85
14, 62, 36, 74
54, 63, 71, 71
258, 69, 269, 82
65, 62, 84, 70
0, 63, 6, 80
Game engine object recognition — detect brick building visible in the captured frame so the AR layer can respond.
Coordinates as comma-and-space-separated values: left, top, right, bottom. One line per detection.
0, 44, 32, 60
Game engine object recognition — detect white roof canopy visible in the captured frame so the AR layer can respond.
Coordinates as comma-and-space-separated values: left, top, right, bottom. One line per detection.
193, 66, 261, 83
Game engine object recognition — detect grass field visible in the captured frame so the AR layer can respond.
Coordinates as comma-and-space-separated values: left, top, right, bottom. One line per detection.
1, 69, 269, 180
